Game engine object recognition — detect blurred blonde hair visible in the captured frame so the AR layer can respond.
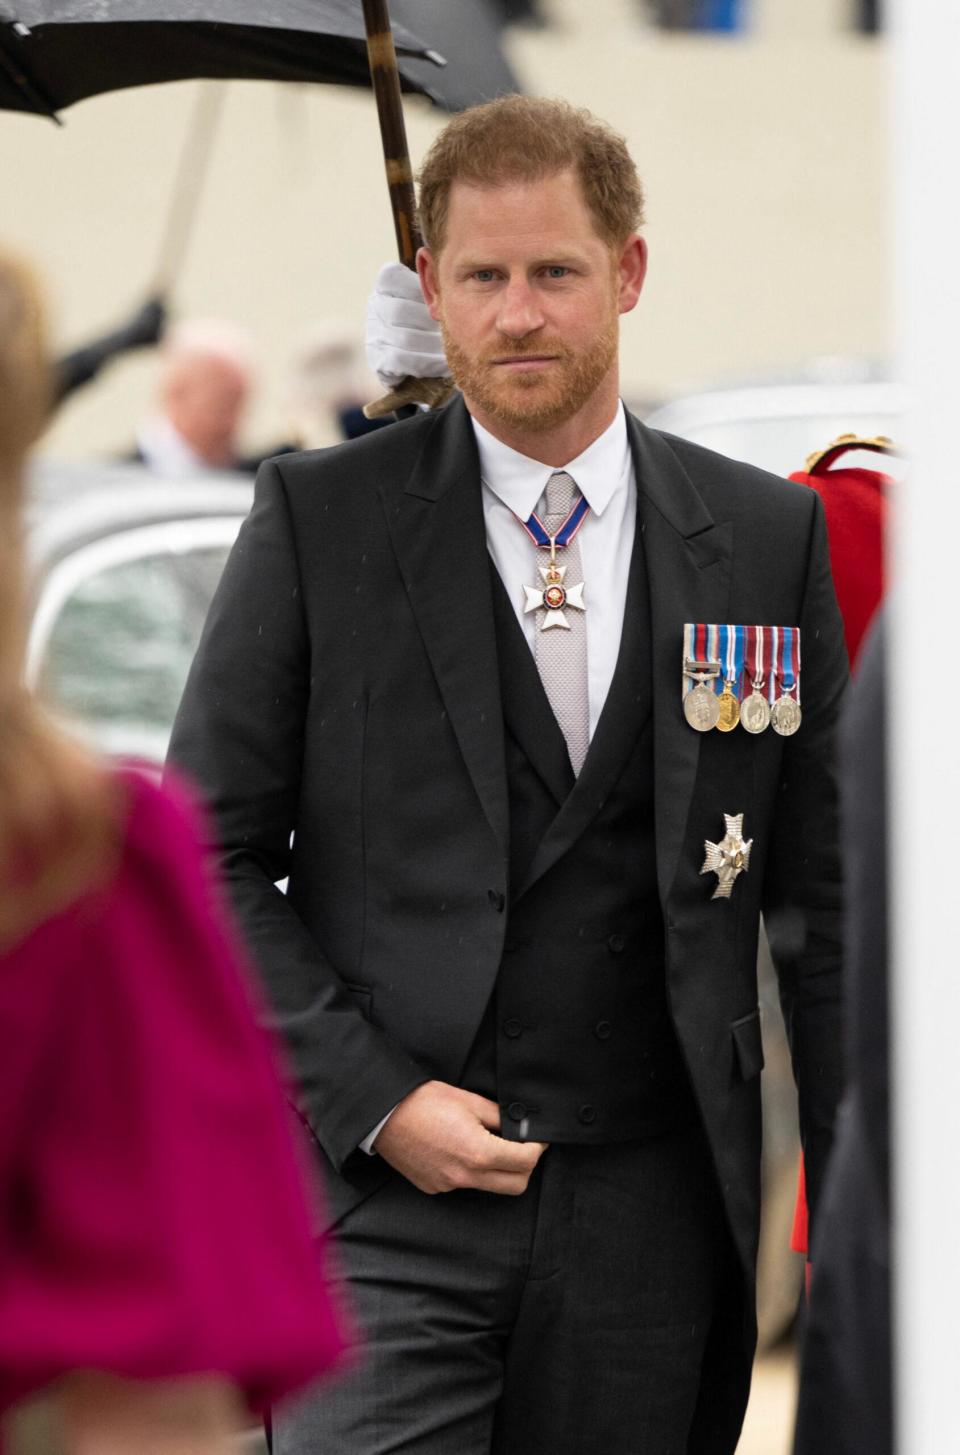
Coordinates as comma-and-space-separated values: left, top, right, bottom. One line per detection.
0, 248, 118, 950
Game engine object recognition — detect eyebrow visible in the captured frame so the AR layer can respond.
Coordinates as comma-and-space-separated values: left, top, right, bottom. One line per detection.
456, 253, 588, 273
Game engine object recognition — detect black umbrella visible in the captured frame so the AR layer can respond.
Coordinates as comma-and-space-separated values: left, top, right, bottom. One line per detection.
389, 0, 522, 112
0, 0, 446, 119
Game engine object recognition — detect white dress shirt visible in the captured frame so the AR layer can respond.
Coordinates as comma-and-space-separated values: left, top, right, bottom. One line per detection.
360, 401, 638, 1156
473, 400, 637, 739
136, 414, 209, 478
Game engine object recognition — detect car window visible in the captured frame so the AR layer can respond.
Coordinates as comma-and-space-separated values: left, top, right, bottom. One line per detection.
29, 519, 242, 763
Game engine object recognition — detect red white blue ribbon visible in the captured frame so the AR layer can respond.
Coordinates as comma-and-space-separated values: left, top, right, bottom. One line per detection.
519, 492, 590, 549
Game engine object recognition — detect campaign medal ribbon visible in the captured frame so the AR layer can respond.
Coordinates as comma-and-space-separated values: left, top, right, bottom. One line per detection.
682, 622, 721, 731
521, 492, 590, 631
716, 623, 745, 733
740, 625, 772, 734
771, 625, 802, 736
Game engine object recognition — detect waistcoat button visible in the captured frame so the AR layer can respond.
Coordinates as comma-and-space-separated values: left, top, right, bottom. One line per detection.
607, 933, 626, 953
507, 1101, 527, 1122
594, 1020, 612, 1040
503, 1019, 523, 1038
488, 889, 506, 913
578, 1104, 597, 1124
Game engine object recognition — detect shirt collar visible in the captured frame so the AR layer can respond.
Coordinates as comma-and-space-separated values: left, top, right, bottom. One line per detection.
137, 414, 208, 478
470, 401, 630, 523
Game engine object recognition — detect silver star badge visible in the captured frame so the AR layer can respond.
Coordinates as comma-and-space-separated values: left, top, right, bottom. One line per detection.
701, 813, 753, 900
523, 562, 586, 631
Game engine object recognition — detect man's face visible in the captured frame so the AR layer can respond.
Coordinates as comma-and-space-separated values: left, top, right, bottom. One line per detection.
165, 353, 250, 467
418, 168, 645, 437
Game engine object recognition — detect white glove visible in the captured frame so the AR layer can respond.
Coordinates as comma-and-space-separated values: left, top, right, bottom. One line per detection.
365, 261, 448, 390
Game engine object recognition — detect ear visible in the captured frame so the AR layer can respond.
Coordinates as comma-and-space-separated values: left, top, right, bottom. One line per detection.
617, 235, 648, 316
417, 247, 442, 322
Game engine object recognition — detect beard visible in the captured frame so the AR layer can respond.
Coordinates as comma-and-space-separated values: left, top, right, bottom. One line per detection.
440, 313, 619, 434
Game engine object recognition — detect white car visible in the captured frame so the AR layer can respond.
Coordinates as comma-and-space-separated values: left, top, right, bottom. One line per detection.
643, 377, 905, 478
26, 458, 252, 763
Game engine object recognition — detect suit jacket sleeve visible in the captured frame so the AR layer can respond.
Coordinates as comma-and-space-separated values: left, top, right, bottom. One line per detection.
167, 460, 429, 1172
762, 489, 848, 1232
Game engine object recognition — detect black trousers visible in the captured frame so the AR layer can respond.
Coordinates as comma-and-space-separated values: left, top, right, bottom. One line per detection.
275, 1124, 733, 1455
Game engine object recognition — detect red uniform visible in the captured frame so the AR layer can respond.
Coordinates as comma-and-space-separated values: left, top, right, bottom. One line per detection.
788, 434, 895, 1255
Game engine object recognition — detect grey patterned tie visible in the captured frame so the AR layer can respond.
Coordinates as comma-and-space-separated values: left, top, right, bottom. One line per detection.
534, 470, 590, 775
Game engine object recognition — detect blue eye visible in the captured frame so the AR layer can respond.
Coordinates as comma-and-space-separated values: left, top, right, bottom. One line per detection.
546, 267, 569, 278
474, 269, 496, 283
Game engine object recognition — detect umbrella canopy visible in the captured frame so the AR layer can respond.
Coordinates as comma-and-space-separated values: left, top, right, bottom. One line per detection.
389, 0, 522, 110
0, 0, 447, 117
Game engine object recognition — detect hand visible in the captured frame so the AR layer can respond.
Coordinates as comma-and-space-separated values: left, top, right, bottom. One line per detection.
365, 261, 448, 390
373, 1080, 548, 1196
61, 1372, 243, 1455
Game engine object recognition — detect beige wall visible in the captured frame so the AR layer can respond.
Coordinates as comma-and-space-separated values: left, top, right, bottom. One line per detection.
0, 0, 887, 456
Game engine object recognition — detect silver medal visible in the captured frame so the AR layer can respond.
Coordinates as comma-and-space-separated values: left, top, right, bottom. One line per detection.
771, 695, 802, 736
523, 560, 586, 631
741, 690, 771, 735
683, 681, 721, 732
701, 812, 753, 900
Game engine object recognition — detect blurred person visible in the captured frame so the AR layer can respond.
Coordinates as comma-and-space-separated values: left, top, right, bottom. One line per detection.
0, 249, 346, 1455
170, 97, 847, 1455
787, 435, 894, 1266
792, 611, 892, 1455
283, 322, 392, 447
241, 324, 392, 472
133, 318, 255, 476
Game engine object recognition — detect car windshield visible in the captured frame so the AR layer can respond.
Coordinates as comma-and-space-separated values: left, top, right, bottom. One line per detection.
40, 547, 230, 760
30, 507, 244, 763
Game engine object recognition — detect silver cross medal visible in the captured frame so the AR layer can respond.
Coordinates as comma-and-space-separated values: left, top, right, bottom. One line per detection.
701, 813, 753, 900
523, 538, 586, 631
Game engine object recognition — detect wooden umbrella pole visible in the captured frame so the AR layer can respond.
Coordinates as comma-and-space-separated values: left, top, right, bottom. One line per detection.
361, 0, 453, 416
362, 0, 420, 267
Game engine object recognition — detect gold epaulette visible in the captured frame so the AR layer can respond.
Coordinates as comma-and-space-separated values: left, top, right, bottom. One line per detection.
804, 433, 900, 475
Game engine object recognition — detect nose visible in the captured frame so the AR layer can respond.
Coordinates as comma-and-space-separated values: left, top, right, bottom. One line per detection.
496, 276, 545, 340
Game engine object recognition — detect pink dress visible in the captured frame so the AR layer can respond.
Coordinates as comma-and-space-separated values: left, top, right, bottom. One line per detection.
0, 768, 347, 1419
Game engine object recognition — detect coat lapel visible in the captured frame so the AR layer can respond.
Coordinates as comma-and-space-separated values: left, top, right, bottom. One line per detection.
514, 412, 733, 903
379, 398, 509, 856
628, 416, 733, 906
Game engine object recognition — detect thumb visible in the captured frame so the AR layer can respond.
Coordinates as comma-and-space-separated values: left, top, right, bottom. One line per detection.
468, 1095, 502, 1134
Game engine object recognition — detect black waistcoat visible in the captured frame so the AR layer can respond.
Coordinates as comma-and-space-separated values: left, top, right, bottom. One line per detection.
461, 519, 697, 1144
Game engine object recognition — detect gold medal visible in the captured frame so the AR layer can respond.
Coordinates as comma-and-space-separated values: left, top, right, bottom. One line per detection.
716, 681, 740, 733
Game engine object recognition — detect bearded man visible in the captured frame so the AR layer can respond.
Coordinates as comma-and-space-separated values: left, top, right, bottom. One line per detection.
169, 97, 846, 1455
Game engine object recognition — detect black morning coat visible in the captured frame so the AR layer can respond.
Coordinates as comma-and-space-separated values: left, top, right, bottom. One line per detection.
168, 395, 847, 1431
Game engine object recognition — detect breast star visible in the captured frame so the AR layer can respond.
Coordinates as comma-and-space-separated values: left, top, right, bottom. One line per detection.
522, 562, 586, 631
701, 812, 753, 900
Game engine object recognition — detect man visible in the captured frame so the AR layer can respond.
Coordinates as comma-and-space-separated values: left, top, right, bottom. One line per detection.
133, 318, 254, 476
169, 97, 846, 1454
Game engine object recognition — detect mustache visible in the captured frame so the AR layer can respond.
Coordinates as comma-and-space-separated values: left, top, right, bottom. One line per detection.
482, 338, 571, 363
